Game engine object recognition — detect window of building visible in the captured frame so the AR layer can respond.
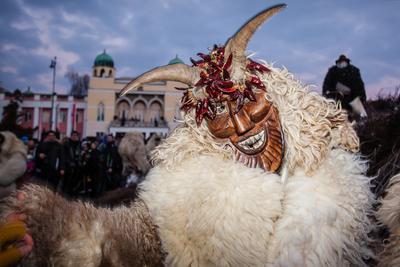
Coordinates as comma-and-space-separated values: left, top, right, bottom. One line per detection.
25, 111, 32, 122
59, 110, 67, 123
97, 102, 105, 121
96, 132, 104, 138
117, 100, 130, 119
100, 69, 105, 77
133, 101, 146, 122
76, 112, 82, 123
149, 101, 162, 122
42, 110, 50, 123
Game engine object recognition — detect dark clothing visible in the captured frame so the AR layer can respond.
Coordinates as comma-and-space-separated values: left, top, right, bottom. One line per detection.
101, 143, 123, 192
36, 141, 64, 189
82, 148, 102, 197
62, 140, 82, 195
322, 65, 366, 110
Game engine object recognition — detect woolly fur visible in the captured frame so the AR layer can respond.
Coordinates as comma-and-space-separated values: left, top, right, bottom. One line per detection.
153, 63, 359, 176
377, 173, 400, 266
0, 184, 164, 267
0, 131, 27, 198
143, 63, 373, 266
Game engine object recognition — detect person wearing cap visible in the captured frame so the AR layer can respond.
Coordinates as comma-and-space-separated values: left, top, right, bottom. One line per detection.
322, 54, 366, 111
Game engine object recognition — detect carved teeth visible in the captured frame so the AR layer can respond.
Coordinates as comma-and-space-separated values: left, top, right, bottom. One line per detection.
236, 129, 266, 152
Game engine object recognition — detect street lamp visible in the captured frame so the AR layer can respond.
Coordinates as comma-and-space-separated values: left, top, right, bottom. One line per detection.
49, 56, 57, 131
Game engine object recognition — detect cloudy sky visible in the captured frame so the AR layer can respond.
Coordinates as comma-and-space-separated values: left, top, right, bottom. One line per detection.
0, 0, 399, 98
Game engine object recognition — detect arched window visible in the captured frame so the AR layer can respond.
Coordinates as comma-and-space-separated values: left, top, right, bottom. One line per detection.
149, 101, 162, 122
100, 69, 105, 77
116, 100, 130, 119
133, 100, 146, 122
97, 102, 105, 121
93, 69, 97, 77
109, 69, 113, 77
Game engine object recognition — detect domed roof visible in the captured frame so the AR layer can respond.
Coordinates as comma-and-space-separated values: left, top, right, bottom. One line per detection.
94, 50, 114, 68
168, 55, 184, 65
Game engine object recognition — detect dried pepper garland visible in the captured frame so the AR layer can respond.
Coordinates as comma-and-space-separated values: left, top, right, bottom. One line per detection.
180, 45, 271, 125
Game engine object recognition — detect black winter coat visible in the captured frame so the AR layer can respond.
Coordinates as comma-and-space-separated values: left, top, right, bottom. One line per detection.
322, 65, 366, 109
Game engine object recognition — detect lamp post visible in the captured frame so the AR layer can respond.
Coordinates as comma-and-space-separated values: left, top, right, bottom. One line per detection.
49, 56, 57, 131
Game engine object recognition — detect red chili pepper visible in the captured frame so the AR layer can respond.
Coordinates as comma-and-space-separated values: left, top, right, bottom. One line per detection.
243, 86, 256, 102
217, 80, 234, 88
229, 91, 241, 101
249, 76, 266, 89
197, 53, 211, 62
247, 60, 270, 73
190, 58, 202, 66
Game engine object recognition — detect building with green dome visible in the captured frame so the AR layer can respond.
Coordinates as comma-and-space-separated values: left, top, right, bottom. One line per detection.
93, 50, 115, 78
87, 52, 187, 138
168, 55, 184, 65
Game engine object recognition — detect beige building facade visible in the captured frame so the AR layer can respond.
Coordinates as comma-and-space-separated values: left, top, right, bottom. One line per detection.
87, 51, 186, 138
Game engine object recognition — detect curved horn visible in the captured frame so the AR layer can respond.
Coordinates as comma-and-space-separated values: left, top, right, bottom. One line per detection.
119, 64, 201, 96
225, 4, 287, 81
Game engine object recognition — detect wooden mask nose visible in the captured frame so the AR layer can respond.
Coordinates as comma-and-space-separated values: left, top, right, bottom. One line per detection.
229, 103, 255, 135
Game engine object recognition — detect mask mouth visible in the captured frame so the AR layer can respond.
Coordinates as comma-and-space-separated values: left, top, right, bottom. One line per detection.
234, 128, 267, 154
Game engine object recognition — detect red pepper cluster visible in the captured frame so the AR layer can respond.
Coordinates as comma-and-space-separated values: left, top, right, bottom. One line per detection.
181, 45, 270, 125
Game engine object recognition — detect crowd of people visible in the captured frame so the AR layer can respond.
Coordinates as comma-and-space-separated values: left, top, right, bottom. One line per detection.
24, 130, 124, 198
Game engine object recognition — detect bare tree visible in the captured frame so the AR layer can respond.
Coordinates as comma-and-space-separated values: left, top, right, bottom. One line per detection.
65, 68, 89, 97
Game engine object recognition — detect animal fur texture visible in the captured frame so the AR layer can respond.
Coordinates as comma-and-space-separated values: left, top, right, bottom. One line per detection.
0, 131, 27, 199
377, 173, 400, 266
118, 132, 151, 176
144, 64, 373, 266
0, 64, 374, 266
0, 184, 164, 267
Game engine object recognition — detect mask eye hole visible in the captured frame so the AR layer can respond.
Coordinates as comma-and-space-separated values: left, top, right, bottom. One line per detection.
216, 102, 228, 115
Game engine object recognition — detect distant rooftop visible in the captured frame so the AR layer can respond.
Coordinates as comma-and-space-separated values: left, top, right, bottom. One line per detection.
168, 55, 184, 65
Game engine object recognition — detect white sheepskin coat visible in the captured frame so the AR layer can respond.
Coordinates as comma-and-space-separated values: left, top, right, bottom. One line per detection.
139, 64, 374, 267
141, 150, 372, 267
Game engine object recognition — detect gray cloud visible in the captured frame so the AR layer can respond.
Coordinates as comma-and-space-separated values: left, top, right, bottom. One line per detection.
0, 0, 399, 98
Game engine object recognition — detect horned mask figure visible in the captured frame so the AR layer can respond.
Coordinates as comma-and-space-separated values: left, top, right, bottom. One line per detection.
120, 4, 286, 172
0, 4, 375, 267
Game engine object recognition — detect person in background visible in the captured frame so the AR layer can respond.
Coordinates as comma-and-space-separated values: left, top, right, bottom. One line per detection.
27, 138, 37, 158
35, 130, 64, 190
101, 134, 123, 193
18, 138, 37, 186
322, 54, 366, 112
76, 141, 90, 195
62, 131, 82, 196
21, 136, 29, 145
85, 141, 102, 197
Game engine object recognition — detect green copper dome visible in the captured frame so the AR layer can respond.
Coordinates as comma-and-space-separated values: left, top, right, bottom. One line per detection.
168, 55, 184, 65
94, 50, 114, 68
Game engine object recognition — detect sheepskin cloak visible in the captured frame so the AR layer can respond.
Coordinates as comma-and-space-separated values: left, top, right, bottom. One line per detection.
140, 148, 372, 267
136, 64, 374, 266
